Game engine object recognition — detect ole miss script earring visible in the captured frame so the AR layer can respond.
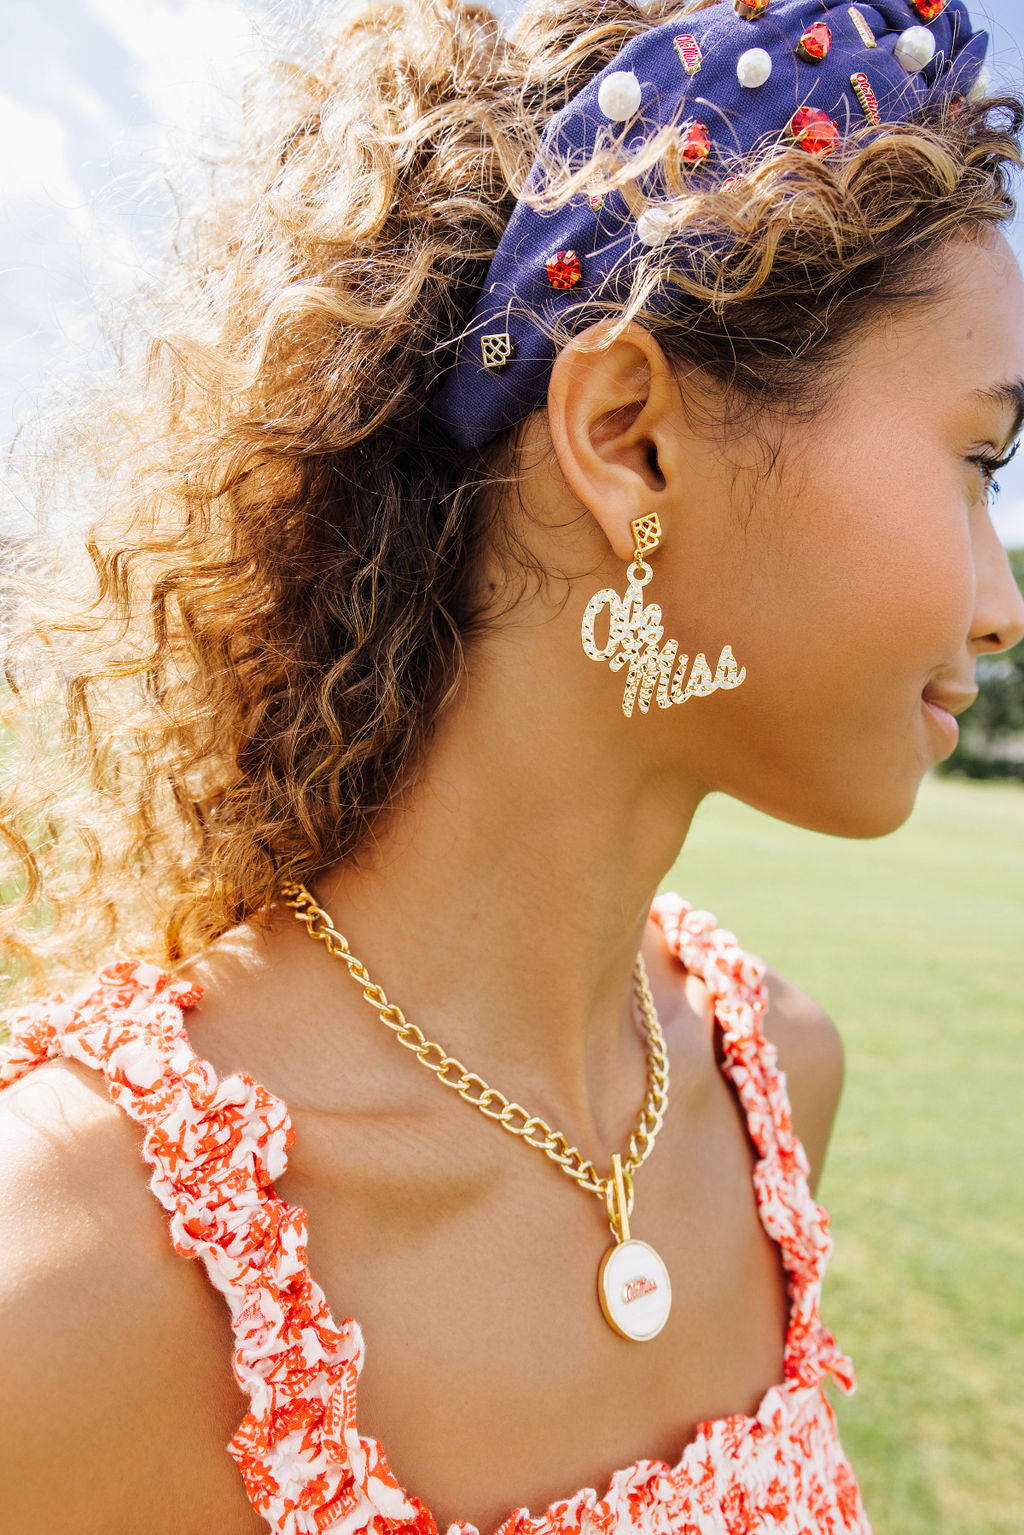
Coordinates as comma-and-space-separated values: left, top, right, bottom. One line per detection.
580, 512, 747, 718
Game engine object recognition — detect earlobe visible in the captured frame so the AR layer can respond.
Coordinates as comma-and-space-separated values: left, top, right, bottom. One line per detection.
546, 320, 675, 564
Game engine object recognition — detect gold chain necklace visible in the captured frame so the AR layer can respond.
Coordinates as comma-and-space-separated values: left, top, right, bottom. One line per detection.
281, 881, 673, 1342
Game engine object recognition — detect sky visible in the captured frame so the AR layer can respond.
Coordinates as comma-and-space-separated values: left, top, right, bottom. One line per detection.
3, 0, 1024, 543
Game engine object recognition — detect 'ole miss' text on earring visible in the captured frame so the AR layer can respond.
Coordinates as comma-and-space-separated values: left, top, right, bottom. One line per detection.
580, 513, 746, 719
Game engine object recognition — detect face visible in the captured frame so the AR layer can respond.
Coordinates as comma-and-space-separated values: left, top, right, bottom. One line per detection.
646, 228, 1024, 837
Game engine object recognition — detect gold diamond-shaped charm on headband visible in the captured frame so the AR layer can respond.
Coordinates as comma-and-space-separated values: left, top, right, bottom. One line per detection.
480, 333, 514, 370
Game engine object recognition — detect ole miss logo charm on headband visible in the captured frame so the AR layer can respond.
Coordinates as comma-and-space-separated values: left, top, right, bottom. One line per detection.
850, 72, 882, 124
673, 34, 703, 74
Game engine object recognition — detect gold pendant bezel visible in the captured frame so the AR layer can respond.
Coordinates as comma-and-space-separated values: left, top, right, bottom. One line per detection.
598, 1237, 673, 1342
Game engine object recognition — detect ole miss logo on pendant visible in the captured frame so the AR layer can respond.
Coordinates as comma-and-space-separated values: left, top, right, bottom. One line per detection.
600, 1241, 673, 1341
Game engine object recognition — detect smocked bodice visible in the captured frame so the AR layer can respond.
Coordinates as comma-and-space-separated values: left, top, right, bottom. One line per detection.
0, 892, 871, 1534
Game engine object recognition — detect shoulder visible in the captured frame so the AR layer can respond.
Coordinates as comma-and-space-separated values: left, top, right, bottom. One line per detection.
648, 895, 844, 1194
0, 1057, 252, 1532
759, 964, 845, 1194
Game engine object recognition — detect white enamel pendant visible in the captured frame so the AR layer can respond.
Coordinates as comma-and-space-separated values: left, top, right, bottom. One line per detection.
598, 1236, 672, 1341
598, 1153, 672, 1341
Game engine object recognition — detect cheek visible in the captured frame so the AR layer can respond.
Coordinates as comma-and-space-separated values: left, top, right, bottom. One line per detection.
667, 450, 980, 836
767, 467, 975, 683
890, 506, 976, 664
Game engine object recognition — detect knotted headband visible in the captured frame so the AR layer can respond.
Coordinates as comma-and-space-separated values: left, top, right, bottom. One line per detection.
426, 0, 990, 449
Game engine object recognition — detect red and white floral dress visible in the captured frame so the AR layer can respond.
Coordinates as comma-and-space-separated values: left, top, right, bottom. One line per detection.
0, 892, 872, 1535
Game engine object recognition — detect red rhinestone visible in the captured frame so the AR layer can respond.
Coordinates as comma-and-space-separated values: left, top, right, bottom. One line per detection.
797, 22, 832, 62
681, 121, 711, 163
787, 107, 840, 156
545, 249, 582, 290
910, 0, 945, 18
734, 0, 770, 16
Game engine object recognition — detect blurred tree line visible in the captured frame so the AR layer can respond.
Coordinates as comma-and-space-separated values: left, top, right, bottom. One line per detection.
937, 547, 1024, 782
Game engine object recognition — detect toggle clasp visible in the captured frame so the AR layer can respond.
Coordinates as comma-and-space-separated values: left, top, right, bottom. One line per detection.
604, 1153, 636, 1245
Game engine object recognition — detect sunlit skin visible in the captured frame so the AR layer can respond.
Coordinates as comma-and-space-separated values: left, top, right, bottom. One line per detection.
531, 225, 1024, 845
1, 230, 1023, 1535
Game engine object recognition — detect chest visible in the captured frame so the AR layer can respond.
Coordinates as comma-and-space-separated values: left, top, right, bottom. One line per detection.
266, 1059, 791, 1535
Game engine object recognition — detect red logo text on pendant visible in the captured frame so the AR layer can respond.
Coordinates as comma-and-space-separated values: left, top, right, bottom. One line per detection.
623, 1276, 659, 1304
673, 34, 703, 74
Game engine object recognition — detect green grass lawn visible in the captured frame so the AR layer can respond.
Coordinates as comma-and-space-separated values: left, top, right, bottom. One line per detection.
661, 771, 1023, 1535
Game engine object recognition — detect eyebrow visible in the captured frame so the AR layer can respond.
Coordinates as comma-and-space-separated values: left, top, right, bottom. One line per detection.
971, 380, 1024, 446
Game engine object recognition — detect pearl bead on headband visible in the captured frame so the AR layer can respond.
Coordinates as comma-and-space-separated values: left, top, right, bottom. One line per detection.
426, 0, 990, 450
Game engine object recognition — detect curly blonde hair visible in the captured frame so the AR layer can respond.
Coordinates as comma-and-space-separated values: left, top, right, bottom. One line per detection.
2, 0, 1022, 999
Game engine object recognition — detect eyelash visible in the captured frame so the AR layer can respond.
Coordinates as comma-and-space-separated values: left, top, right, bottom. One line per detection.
970, 439, 1021, 500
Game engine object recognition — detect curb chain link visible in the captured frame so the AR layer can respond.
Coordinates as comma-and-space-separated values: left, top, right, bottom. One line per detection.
281, 881, 669, 1220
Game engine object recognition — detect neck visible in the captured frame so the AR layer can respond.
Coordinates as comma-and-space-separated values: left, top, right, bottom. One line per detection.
316, 597, 707, 1140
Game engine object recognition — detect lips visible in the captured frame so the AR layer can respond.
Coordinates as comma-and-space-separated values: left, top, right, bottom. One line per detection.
922, 696, 960, 747
920, 689, 979, 717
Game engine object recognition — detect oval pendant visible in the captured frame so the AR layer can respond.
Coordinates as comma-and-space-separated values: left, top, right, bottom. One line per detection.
598, 1238, 672, 1342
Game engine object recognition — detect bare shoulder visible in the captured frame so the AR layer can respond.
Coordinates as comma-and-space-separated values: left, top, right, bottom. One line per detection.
0, 1059, 258, 1534
759, 965, 845, 1194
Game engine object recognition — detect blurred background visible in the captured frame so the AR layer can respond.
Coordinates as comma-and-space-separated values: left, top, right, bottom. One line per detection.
1, 3, 1022, 1532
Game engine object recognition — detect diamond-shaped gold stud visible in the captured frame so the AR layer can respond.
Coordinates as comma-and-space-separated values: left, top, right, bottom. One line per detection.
630, 512, 663, 559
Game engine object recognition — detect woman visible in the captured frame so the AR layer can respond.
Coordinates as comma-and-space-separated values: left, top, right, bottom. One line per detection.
1, 0, 1022, 1531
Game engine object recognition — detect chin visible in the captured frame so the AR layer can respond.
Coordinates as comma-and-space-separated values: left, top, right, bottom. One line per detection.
731, 767, 922, 841
819, 791, 919, 840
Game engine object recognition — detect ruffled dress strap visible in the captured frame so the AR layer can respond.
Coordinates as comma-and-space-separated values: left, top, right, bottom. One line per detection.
0, 960, 435, 1535
649, 893, 856, 1396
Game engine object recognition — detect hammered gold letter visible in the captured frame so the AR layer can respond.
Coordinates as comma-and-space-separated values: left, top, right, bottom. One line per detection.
581, 589, 622, 661
713, 645, 747, 690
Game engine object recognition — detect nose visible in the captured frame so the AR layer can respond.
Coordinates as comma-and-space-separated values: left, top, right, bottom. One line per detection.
971, 517, 1024, 656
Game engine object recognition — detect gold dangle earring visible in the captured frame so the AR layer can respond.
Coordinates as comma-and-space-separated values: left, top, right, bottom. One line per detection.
579, 512, 746, 719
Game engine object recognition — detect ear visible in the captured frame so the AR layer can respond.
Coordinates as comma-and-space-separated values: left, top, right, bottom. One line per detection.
545, 319, 684, 563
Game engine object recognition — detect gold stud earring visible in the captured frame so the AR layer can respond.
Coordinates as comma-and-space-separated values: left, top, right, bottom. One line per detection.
579, 512, 747, 719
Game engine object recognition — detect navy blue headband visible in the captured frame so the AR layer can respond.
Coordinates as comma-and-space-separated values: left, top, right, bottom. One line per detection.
426, 0, 990, 450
